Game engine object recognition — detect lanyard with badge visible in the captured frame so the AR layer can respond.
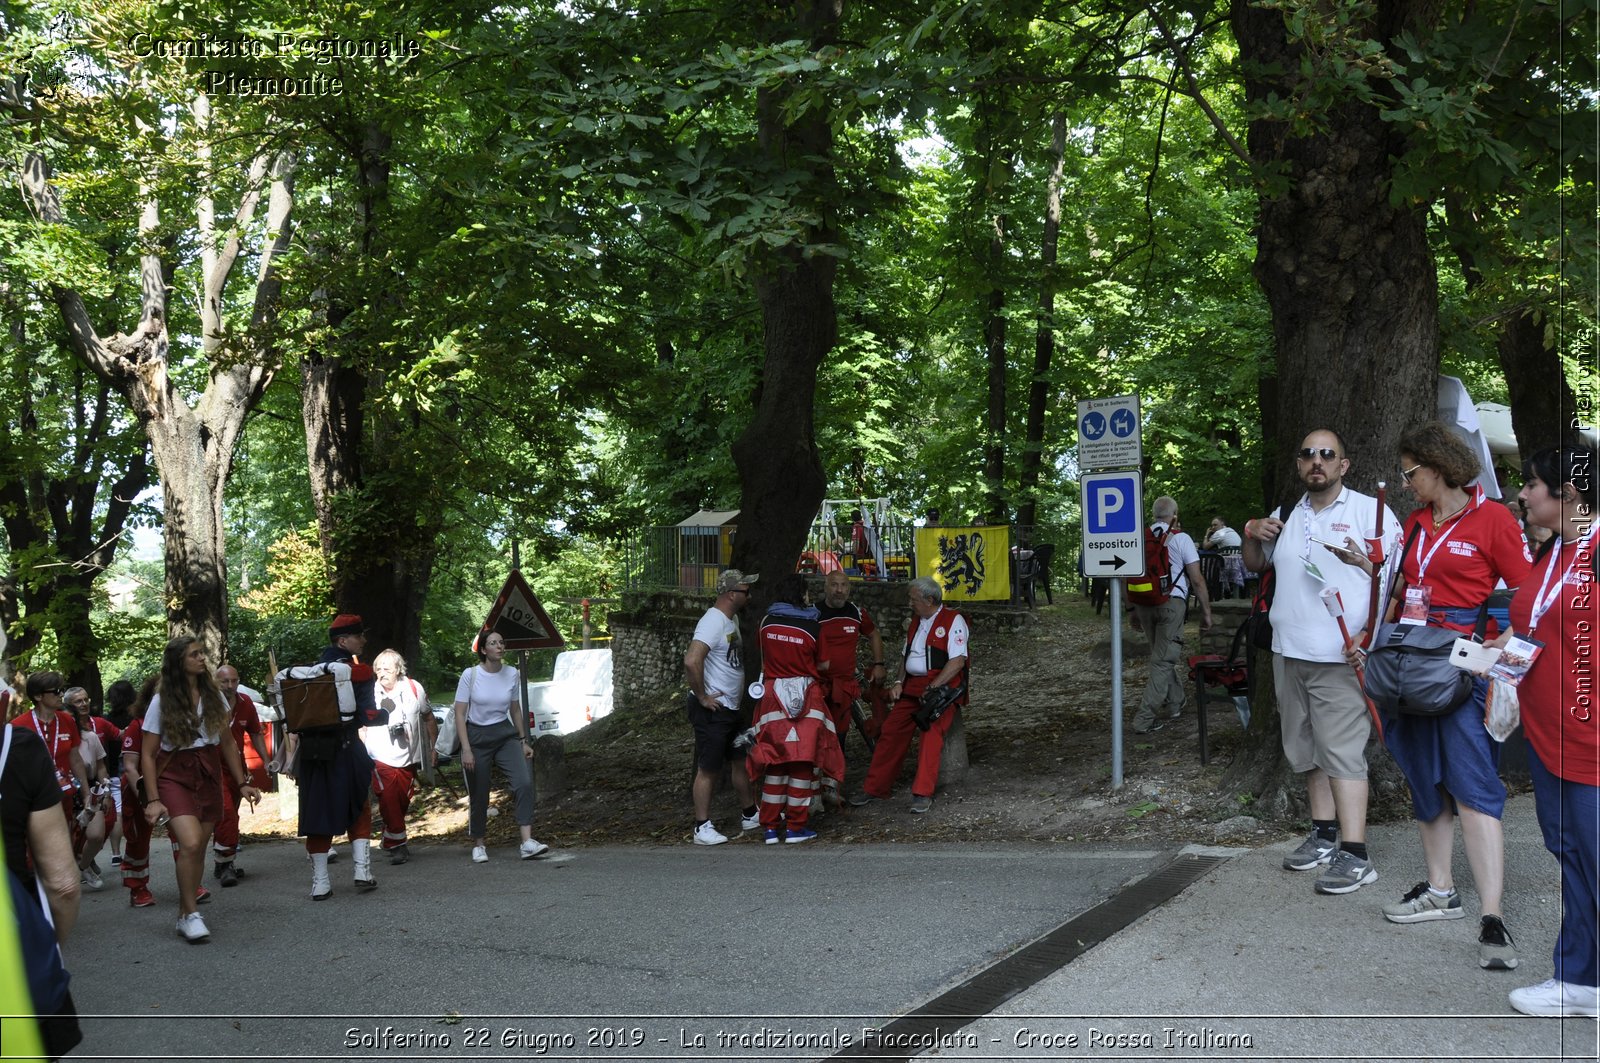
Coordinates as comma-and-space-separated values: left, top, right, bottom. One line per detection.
33, 710, 71, 792
1296, 497, 1329, 584
1400, 501, 1475, 624
1491, 528, 1595, 688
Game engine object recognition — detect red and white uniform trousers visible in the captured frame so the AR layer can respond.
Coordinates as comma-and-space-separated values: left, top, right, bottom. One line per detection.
746, 680, 844, 832
372, 762, 418, 850
861, 674, 958, 800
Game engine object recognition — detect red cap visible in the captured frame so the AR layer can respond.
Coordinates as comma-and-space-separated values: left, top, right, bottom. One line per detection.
329, 613, 366, 638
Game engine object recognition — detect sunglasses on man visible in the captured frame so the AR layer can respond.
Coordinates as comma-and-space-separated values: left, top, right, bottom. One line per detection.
1297, 447, 1340, 461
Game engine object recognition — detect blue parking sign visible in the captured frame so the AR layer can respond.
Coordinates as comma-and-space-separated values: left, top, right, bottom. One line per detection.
1080, 471, 1145, 577
1086, 474, 1138, 533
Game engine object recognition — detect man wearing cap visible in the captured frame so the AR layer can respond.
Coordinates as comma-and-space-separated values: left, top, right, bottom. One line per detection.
682, 570, 761, 845
294, 614, 383, 898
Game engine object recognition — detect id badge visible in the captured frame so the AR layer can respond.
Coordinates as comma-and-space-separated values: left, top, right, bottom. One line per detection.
1301, 557, 1327, 584
1400, 585, 1432, 625
1488, 635, 1545, 687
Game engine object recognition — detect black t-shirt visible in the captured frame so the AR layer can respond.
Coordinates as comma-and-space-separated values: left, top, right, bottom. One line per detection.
2, 725, 62, 886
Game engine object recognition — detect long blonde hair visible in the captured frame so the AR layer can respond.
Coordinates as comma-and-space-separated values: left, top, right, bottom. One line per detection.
155, 636, 229, 748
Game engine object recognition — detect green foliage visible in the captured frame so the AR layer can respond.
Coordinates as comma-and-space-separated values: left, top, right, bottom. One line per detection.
89, 556, 166, 689
236, 526, 333, 621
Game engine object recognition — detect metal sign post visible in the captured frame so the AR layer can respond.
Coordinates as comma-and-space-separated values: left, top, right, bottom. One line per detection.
1077, 395, 1144, 790
1109, 580, 1123, 790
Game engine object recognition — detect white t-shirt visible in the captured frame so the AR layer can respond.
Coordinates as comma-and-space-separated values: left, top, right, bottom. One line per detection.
1150, 523, 1201, 598
362, 677, 429, 768
1207, 526, 1243, 550
454, 665, 521, 728
78, 730, 107, 773
691, 607, 744, 710
143, 693, 223, 752
1263, 486, 1402, 663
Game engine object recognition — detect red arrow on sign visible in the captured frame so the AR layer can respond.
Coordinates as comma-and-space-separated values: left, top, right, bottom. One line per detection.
482, 569, 566, 651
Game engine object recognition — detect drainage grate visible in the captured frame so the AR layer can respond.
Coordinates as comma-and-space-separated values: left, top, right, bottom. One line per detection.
828, 851, 1231, 1061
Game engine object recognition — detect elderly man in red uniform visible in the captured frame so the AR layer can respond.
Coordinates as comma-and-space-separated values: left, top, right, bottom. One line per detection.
849, 576, 969, 813
212, 665, 270, 887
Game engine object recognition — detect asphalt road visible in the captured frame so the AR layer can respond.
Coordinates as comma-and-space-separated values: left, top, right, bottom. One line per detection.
62, 834, 1167, 1063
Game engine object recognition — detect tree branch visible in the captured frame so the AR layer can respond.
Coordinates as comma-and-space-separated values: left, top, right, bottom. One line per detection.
1145, 5, 1252, 166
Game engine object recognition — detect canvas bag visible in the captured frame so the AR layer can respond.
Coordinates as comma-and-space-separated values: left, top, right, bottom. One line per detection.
275, 662, 356, 733
1363, 603, 1489, 717
434, 667, 471, 759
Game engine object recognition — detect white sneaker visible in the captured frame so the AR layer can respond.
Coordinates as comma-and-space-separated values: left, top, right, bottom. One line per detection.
740, 811, 760, 831
81, 866, 104, 891
1509, 978, 1600, 1018
175, 912, 210, 942
471, 845, 489, 864
519, 839, 550, 860
692, 822, 728, 846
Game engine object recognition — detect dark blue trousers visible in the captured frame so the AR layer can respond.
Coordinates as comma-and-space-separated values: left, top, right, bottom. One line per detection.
1527, 741, 1600, 988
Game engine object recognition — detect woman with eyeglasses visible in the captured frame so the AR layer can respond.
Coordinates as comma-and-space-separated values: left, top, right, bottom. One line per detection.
140, 637, 261, 942
1487, 444, 1600, 1016
1345, 420, 1533, 971
11, 674, 90, 831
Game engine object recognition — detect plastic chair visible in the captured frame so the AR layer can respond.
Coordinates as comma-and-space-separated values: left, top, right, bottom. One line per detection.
1193, 551, 1223, 605
1030, 543, 1055, 605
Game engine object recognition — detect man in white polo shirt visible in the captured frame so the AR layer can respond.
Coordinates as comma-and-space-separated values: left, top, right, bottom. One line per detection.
1244, 428, 1401, 895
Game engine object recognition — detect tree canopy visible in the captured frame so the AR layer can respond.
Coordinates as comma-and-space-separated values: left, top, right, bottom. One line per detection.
1, 0, 1591, 697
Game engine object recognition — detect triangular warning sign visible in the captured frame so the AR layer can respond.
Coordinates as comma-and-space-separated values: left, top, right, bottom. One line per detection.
483, 569, 566, 651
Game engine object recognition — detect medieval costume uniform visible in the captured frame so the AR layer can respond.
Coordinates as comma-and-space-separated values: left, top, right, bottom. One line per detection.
860, 605, 969, 802
297, 615, 384, 897
746, 604, 844, 841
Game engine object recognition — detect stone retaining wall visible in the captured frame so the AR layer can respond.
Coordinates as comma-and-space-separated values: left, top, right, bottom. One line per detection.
609, 579, 1037, 713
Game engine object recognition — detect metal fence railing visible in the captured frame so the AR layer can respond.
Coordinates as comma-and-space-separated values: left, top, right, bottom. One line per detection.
621, 521, 1068, 604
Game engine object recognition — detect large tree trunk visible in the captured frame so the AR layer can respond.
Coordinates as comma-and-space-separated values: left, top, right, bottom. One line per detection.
1234, 0, 1440, 506
1227, 0, 1439, 806
1497, 310, 1575, 456
298, 121, 437, 664
19, 115, 295, 661
1442, 195, 1576, 459
727, 0, 842, 640
1016, 112, 1067, 532
982, 211, 1009, 526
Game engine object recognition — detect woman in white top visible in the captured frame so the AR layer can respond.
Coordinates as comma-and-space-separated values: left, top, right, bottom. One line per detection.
454, 630, 548, 863
140, 637, 260, 942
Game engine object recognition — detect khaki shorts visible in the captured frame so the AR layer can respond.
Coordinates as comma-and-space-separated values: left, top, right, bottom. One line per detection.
1274, 655, 1370, 781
